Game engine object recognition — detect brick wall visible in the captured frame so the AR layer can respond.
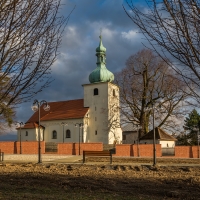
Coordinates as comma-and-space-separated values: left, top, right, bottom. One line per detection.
137, 144, 161, 157
16, 141, 45, 154
0, 141, 45, 154
115, 144, 132, 156
0, 141, 199, 158
0, 142, 15, 153
57, 143, 103, 155
174, 146, 200, 158
192, 146, 200, 158
57, 143, 74, 155
175, 146, 191, 158
115, 144, 162, 157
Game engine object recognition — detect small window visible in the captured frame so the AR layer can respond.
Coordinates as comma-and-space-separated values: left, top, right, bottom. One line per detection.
95, 117, 97, 121
52, 130, 57, 139
95, 130, 97, 135
113, 89, 116, 96
66, 129, 71, 138
25, 131, 28, 136
95, 107, 96, 111
94, 88, 98, 95
123, 135, 126, 140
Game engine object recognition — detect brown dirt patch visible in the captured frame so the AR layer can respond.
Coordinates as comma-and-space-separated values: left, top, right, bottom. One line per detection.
0, 159, 200, 199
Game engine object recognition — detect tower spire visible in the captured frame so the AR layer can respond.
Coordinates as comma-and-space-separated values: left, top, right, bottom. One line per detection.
89, 35, 114, 83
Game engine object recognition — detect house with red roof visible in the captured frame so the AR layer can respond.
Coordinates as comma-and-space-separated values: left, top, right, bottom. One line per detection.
17, 36, 122, 144
139, 127, 177, 147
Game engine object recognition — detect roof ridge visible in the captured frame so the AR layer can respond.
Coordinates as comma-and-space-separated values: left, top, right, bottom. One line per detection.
157, 127, 162, 138
48, 98, 83, 104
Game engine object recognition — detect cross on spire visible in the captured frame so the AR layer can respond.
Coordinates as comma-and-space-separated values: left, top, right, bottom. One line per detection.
99, 28, 102, 40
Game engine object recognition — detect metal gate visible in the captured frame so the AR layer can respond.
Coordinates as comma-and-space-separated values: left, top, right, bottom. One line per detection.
162, 147, 175, 156
45, 142, 57, 153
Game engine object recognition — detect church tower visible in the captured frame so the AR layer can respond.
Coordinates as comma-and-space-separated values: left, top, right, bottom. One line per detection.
83, 35, 122, 144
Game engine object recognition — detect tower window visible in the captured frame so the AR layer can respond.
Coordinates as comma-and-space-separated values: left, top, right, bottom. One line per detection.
25, 131, 28, 136
66, 129, 71, 138
113, 89, 115, 96
52, 130, 57, 139
94, 88, 98, 95
95, 130, 97, 135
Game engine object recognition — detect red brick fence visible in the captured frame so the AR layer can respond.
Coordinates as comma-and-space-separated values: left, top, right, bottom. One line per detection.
0, 142, 199, 158
0, 141, 45, 154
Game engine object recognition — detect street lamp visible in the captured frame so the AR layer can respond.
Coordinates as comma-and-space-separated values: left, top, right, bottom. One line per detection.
61, 122, 68, 143
15, 122, 24, 154
133, 124, 142, 157
198, 132, 200, 159
145, 103, 159, 166
152, 105, 156, 166
75, 123, 84, 155
31, 99, 50, 163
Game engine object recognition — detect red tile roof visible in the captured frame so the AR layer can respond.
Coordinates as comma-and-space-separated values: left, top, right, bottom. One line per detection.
140, 127, 177, 141
27, 99, 89, 123
16, 122, 45, 130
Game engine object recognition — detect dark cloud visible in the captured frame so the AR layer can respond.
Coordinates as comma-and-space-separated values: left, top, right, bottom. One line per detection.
15, 0, 149, 131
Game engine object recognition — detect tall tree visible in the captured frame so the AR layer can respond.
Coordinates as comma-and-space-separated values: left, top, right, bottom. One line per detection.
180, 109, 200, 145
0, 76, 15, 126
0, 0, 71, 125
115, 49, 189, 136
123, 0, 200, 102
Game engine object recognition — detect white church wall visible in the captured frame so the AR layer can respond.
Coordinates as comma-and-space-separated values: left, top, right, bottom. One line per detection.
41, 118, 85, 143
17, 129, 36, 141
83, 82, 109, 143
108, 83, 122, 144
36, 127, 44, 141
83, 82, 122, 144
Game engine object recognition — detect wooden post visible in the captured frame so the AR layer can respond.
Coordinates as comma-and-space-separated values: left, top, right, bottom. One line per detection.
83, 151, 85, 163
110, 150, 112, 164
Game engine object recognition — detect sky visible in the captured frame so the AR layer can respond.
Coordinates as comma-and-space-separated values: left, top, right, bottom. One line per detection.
3, 0, 150, 138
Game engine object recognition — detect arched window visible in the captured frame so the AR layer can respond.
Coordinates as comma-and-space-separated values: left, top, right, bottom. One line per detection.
113, 89, 115, 96
52, 130, 57, 139
66, 129, 71, 138
94, 88, 98, 95
25, 131, 28, 136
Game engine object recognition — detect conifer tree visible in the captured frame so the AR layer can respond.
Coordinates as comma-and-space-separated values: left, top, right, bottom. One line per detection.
180, 109, 200, 145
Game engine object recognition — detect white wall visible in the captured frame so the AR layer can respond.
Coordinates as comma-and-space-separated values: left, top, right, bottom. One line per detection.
140, 139, 175, 147
159, 140, 175, 148
17, 129, 36, 141
41, 118, 85, 143
83, 82, 122, 144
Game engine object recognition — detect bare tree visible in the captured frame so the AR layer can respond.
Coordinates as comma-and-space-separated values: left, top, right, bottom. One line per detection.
123, 0, 200, 102
115, 49, 189, 136
101, 88, 122, 144
0, 0, 71, 126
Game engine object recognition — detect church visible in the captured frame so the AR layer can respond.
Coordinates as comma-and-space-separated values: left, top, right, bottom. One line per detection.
17, 36, 122, 144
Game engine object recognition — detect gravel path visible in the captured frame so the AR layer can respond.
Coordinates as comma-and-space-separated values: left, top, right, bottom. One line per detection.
2, 154, 74, 162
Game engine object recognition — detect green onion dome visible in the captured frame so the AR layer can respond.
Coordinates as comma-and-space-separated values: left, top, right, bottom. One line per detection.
89, 35, 114, 83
